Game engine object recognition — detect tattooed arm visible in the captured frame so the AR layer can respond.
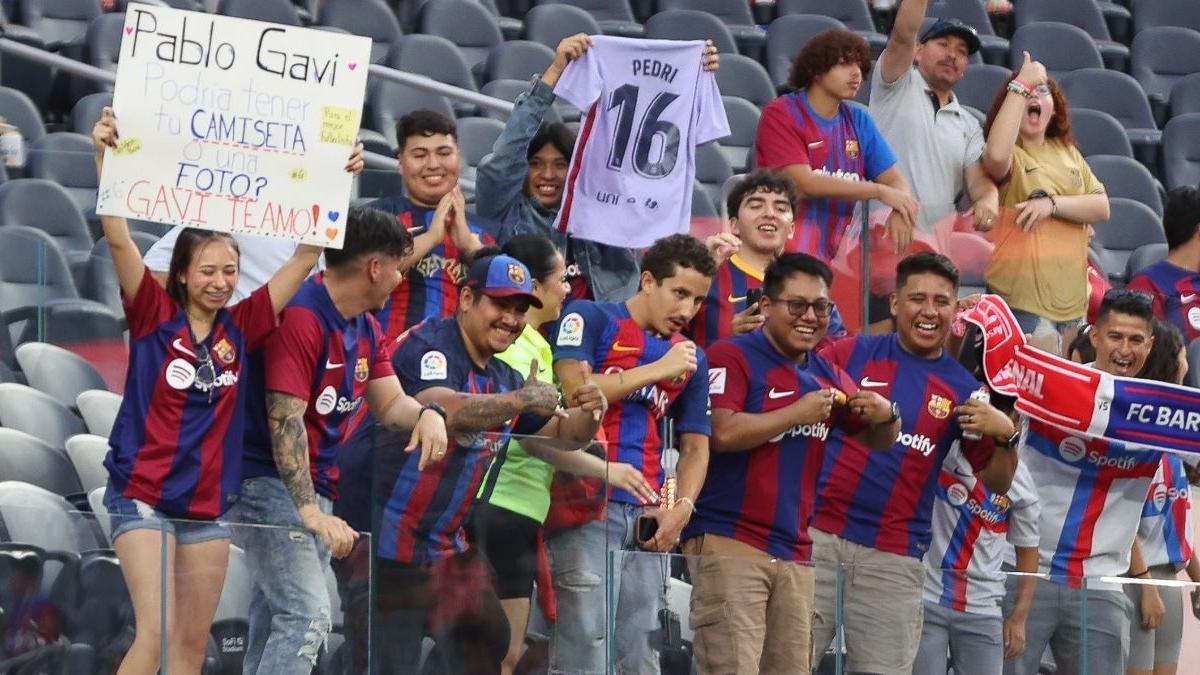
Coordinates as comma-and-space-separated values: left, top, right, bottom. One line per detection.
267, 392, 358, 558
420, 360, 561, 434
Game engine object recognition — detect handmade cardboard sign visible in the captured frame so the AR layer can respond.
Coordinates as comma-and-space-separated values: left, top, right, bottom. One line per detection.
96, 6, 370, 248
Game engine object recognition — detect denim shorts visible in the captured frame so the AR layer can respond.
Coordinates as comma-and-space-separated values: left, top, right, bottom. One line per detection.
104, 481, 231, 545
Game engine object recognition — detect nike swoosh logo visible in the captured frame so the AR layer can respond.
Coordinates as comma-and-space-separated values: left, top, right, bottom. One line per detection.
171, 338, 196, 358
612, 343, 639, 352
728, 294, 747, 303
1024, 166, 1038, 173
326, 360, 345, 369
860, 376, 888, 388
767, 388, 794, 399
1182, 293, 1197, 303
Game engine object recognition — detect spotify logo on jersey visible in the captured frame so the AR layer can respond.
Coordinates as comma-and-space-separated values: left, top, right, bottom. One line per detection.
1058, 436, 1087, 463
314, 386, 339, 415
165, 358, 197, 390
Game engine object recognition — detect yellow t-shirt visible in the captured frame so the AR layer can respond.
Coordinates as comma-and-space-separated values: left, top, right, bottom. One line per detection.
984, 139, 1105, 322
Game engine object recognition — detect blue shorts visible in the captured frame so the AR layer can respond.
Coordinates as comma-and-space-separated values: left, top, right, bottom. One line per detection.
103, 481, 231, 546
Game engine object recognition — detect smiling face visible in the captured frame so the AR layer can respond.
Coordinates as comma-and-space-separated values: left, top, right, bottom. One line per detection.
180, 240, 239, 314
762, 271, 830, 359
460, 287, 532, 359
915, 35, 970, 93
891, 271, 957, 358
731, 187, 795, 255
363, 253, 408, 311
640, 265, 712, 337
398, 132, 461, 207
1020, 84, 1055, 140
1091, 312, 1154, 377
812, 60, 864, 102
525, 143, 569, 209
532, 253, 570, 321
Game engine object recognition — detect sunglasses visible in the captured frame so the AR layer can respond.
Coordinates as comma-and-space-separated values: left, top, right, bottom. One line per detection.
768, 296, 833, 318
194, 345, 218, 405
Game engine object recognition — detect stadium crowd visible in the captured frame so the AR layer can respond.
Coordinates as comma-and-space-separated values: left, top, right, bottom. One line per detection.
2, 0, 1200, 674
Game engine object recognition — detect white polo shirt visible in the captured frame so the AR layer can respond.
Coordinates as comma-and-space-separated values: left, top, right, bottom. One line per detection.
869, 67, 984, 234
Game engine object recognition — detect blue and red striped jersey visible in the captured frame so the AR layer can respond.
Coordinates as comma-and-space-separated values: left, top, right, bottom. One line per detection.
755, 91, 895, 260
811, 334, 996, 558
682, 330, 862, 561
241, 278, 394, 501
688, 255, 763, 349
105, 267, 277, 519
367, 195, 497, 343
547, 300, 711, 505
1138, 453, 1195, 568
377, 317, 550, 564
1127, 259, 1200, 341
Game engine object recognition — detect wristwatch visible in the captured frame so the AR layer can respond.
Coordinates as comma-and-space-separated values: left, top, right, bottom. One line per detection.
419, 401, 448, 422
884, 401, 900, 425
996, 429, 1020, 448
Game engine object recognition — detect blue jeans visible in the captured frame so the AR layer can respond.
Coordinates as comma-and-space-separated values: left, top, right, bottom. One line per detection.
231, 477, 333, 675
546, 502, 666, 675
103, 480, 230, 545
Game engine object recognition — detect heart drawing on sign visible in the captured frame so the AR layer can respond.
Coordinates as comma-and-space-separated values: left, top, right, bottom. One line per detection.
124, 26, 133, 35
327, 211, 340, 222
348, 63, 358, 71
326, 227, 338, 240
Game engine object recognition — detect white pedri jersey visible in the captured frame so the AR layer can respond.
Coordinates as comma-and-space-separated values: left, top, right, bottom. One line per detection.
923, 447, 1040, 616
552, 36, 729, 249
1137, 453, 1195, 569
1021, 418, 1162, 590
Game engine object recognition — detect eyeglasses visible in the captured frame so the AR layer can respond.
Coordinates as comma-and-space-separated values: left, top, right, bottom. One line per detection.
1102, 288, 1153, 307
769, 296, 832, 318
1032, 84, 1051, 98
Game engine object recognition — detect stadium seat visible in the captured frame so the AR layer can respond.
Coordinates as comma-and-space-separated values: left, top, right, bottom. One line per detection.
483, 41, 556, 84
0, 86, 47, 147
1008, 23, 1104, 81
366, 80, 456, 150
83, 232, 160, 316
386, 35, 481, 117
28, 133, 98, 234
1086, 154, 1164, 217
1013, 0, 1128, 70
714, 54, 776, 108
719, 96, 759, 173
0, 179, 94, 269
480, 79, 561, 123
1059, 70, 1161, 153
317, 0, 402, 64
20, 0, 100, 51
356, 169, 406, 202
1091, 198, 1167, 283
357, 128, 395, 158
1132, 0, 1200, 34
1069, 108, 1134, 158
456, 117, 505, 184
14, 342, 107, 412
522, 3, 602, 50
1188, 338, 1200, 388
419, 0, 504, 71
63, 434, 108, 496
658, 0, 765, 55
1163, 113, 1200, 190
1131, 27, 1200, 121
0, 361, 14, 383
0, 481, 106, 561
216, 0, 300, 26
644, 10, 738, 55
538, 0, 642, 38
478, 0, 523, 40
777, 0, 887, 56
718, 172, 746, 220
691, 181, 718, 218
0, 427, 85, 501
1171, 73, 1200, 120
0, 382, 85, 450
927, 0, 1010, 65
76, 389, 121, 438
955, 64, 1010, 114
1125, 242, 1169, 281
70, 92, 112, 136
765, 14, 846, 87
76, 11, 124, 100
86, 486, 110, 539
695, 142, 733, 215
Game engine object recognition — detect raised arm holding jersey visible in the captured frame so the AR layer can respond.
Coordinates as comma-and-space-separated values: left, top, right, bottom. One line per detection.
1127, 186, 1200, 343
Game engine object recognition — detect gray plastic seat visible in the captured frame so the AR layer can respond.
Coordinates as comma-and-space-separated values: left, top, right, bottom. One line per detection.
14, 342, 107, 412
368, 81, 455, 149
457, 116, 505, 184
658, 0, 764, 53
27, 133, 98, 229
216, 0, 300, 26
927, 0, 1009, 65
419, 0, 503, 70
766, 14, 846, 87
1014, 0, 1128, 69
644, 10, 738, 55
0, 179, 94, 268
1086, 154, 1164, 217
538, 0, 642, 38
386, 34, 480, 117
480, 80, 561, 123
0, 383, 86, 450
522, 3, 602, 50
64, 434, 109, 495
719, 96, 759, 173
1132, 27, 1200, 116
484, 40, 555, 83
0, 428, 84, 502
691, 180, 718, 218
84, 11, 124, 73
1091, 198, 1167, 283
70, 92, 112, 136
1163, 113, 1200, 190
0, 481, 104, 564
83, 232, 160, 315
0, 86, 46, 146
317, 0, 402, 64
1170, 72, 1200, 119
778, 0, 887, 56
1125, 242, 1169, 281
955, 64, 1009, 116
477, 0, 523, 40
714, 54, 776, 108
695, 142, 733, 216
21, 0, 100, 51
1070, 108, 1133, 158
1133, 0, 1200, 34
1009, 23, 1103, 81
1061, 70, 1161, 151
76, 389, 121, 438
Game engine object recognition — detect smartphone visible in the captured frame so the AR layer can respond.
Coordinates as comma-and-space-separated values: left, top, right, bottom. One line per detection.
636, 515, 659, 544
745, 288, 764, 314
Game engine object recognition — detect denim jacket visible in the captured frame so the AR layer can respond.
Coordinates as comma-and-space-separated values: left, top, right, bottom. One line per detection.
475, 80, 640, 303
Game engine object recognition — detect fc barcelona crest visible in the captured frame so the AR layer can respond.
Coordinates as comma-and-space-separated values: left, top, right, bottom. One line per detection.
844, 139, 860, 159
508, 263, 526, 285
927, 394, 952, 420
355, 357, 369, 383
212, 338, 236, 365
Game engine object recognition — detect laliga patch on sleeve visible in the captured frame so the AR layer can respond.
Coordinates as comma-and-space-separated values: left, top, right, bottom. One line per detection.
557, 312, 584, 347
708, 367, 727, 395
420, 351, 448, 381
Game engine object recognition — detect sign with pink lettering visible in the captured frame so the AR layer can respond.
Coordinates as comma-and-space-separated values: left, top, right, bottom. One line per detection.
96, 5, 370, 248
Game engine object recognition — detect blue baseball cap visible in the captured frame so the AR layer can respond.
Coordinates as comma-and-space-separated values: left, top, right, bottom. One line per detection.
920, 18, 981, 55
464, 254, 543, 308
